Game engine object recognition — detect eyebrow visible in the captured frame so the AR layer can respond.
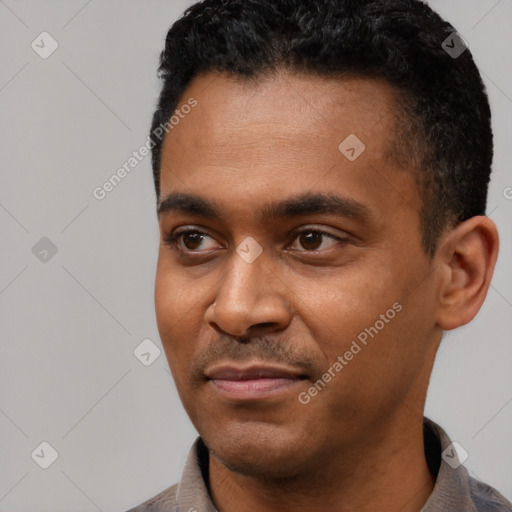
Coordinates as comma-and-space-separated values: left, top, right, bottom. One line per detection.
157, 192, 372, 224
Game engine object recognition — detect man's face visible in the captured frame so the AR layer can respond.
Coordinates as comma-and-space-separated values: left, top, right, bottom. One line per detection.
154, 71, 442, 478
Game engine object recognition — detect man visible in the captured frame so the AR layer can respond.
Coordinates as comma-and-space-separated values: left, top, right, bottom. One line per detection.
128, 0, 511, 510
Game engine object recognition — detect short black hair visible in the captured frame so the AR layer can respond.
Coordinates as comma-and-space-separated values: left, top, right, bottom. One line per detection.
150, 0, 493, 257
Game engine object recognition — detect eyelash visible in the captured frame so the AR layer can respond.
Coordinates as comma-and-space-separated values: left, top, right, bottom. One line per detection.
163, 228, 348, 255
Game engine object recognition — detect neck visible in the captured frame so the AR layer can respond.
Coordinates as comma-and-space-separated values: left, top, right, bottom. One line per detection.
208, 412, 436, 512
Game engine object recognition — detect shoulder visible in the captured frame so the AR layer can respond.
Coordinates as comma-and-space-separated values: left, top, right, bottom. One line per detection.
125, 482, 179, 512
468, 475, 512, 511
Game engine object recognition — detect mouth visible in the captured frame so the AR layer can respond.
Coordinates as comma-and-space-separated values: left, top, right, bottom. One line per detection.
204, 362, 309, 400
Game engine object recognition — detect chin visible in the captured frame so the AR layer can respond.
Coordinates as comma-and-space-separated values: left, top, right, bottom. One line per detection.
201, 421, 316, 479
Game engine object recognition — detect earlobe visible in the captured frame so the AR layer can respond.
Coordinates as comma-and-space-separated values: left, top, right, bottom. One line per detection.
435, 216, 499, 331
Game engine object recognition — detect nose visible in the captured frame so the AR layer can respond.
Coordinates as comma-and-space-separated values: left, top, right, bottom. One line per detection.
204, 249, 292, 339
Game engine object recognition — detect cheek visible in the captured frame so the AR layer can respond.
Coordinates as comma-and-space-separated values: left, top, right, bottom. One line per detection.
296, 263, 401, 347
154, 256, 195, 330
154, 269, 174, 340
293, 262, 420, 408
154, 264, 195, 369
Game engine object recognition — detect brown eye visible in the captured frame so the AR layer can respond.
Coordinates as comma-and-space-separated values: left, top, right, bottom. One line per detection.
182, 232, 205, 250
298, 231, 324, 250
291, 229, 346, 252
164, 229, 217, 253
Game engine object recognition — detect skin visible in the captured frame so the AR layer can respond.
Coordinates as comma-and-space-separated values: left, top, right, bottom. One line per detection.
154, 70, 499, 512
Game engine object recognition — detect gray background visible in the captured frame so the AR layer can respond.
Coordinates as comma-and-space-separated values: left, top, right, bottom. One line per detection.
0, 1, 510, 511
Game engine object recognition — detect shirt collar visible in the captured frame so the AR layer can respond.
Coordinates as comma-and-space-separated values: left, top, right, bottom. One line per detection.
421, 416, 476, 511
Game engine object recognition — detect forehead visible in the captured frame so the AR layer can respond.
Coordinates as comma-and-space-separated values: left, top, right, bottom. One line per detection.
158, 70, 420, 229
164, 70, 399, 158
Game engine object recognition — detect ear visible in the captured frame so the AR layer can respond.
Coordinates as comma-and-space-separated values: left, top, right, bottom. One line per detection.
435, 216, 499, 331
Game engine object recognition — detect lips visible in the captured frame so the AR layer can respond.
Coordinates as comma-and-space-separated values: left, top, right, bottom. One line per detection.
205, 362, 307, 400
206, 365, 303, 380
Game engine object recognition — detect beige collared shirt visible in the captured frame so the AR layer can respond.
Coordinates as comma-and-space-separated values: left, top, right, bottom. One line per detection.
127, 417, 512, 512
